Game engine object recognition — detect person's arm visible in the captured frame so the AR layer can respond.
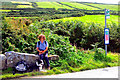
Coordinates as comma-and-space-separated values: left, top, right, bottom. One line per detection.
36, 47, 42, 55
42, 47, 48, 53
36, 47, 42, 53
36, 42, 42, 54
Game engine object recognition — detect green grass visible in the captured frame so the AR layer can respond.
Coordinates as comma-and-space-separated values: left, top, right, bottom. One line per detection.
11, 1, 32, 5
61, 2, 99, 10
119, 54, 120, 66
0, 10, 20, 12
84, 3, 118, 11
16, 5, 33, 8
48, 15, 118, 25
36, 2, 73, 10
2, 1, 118, 11
11, 1, 33, 8
0, 10, 11, 12
6, 17, 39, 19
2, 51, 118, 80
1, 2, 16, 8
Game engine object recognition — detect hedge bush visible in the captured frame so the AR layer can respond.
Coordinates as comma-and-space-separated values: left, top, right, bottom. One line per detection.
32, 20, 119, 52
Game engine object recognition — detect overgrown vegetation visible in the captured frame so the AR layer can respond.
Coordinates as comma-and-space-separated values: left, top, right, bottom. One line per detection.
1, 14, 118, 79
31, 15, 119, 52
1, 1, 119, 79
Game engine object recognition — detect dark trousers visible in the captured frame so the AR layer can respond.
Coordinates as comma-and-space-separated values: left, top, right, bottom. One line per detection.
38, 49, 50, 67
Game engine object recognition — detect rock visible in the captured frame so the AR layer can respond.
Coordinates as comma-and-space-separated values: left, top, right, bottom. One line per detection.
4, 51, 39, 68
3, 51, 59, 69
0, 54, 7, 70
48, 55, 59, 61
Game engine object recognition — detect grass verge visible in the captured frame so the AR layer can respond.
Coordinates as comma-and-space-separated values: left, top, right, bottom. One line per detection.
1, 50, 118, 80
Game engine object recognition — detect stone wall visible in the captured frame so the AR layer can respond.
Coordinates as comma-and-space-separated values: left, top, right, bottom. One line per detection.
0, 51, 59, 70
0, 54, 7, 70
4, 51, 39, 68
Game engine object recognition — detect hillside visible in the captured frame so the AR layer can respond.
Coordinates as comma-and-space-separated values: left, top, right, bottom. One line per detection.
1, 1, 118, 17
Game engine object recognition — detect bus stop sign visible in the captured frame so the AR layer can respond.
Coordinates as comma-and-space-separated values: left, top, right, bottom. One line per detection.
106, 9, 110, 19
104, 28, 109, 45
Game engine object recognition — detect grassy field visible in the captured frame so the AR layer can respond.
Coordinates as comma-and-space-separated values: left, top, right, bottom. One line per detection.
16, 5, 33, 8
11, 1, 33, 8
84, 3, 118, 11
48, 15, 118, 25
5, 17, 39, 19
61, 2, 99, 10
36, 2, 73, 10
1, 2, 16, 8
11, 1, 32, 5
0, 10, 11, 12
1, 2, 118, 12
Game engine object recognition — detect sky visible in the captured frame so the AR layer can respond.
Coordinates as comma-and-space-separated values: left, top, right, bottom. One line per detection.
1, 0, 119, 4
71, 0, 119, 4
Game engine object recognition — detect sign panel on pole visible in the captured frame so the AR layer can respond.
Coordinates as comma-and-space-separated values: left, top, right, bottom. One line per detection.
106, 9, 110, 19
104, 28, 109, 45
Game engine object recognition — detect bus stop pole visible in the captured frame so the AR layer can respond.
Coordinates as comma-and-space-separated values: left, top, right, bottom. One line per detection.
105, 8, 107, 56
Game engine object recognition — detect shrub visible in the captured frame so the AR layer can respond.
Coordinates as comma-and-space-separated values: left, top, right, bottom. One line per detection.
91, 43, 112, 62
35, 19, 119, 52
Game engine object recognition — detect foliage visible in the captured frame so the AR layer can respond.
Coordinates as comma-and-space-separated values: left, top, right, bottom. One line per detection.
91, 43, 111, 62
2, 16, 83, 69
1, 2, 119, 79
33, 15, 119, 52
2, 51, 118, 80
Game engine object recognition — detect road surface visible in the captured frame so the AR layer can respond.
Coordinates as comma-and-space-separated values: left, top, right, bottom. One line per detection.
21, 66, 119, 78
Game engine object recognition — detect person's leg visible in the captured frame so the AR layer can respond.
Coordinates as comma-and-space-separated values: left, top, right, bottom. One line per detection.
38, 49, 44, 60
44, 56, 50, 70
39, 54, 44, 60
39, 54, 45, 70
45, 52, 50, 69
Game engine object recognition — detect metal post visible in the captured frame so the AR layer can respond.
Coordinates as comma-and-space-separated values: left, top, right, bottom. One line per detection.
105, 8, 106, 28
105, 45, 107, 56
105, 8, 107, 56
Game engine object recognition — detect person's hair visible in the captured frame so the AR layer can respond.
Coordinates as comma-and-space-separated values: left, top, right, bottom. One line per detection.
38, 34, 46, 41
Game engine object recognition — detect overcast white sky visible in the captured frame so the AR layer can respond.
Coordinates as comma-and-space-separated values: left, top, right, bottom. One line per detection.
1, 0, 119, 4
71, 0, 119, 4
